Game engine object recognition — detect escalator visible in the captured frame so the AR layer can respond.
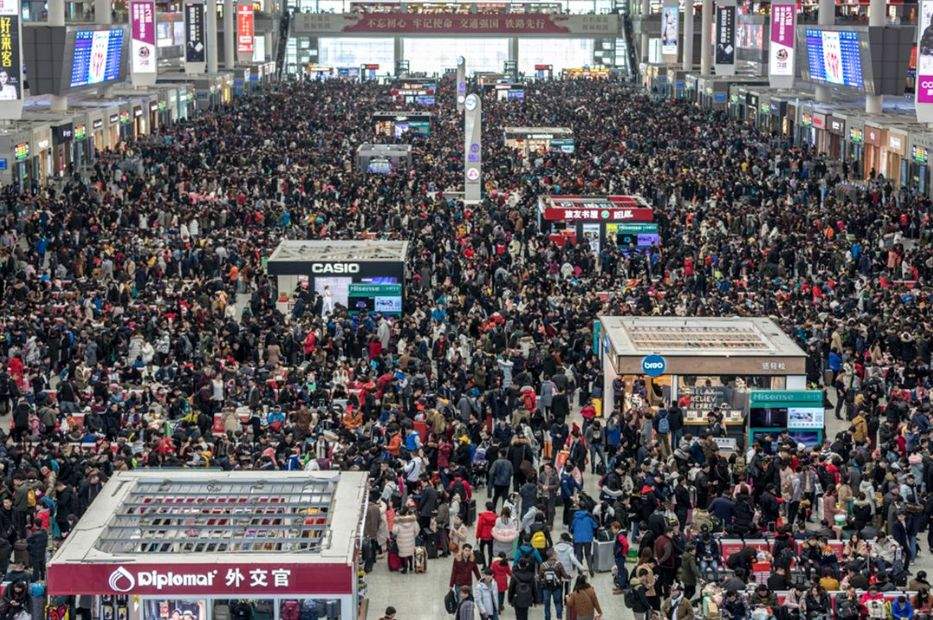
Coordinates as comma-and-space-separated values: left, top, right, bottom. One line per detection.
622, 13, 639, 82
274, 10, 291, 80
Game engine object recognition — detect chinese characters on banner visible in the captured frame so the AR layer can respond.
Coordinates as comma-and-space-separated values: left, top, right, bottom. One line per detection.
184, 0, 206, 65
714, 0, 736, 76
916, 0, 933, 120
769, 0, 796, 87
236, 2, 254, 56
0, 0, 20, 104
129, 0, 157, 78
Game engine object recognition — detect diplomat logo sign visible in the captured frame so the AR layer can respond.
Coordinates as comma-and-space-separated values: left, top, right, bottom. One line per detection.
108, 566, 219, 592
641, 354, 667, 377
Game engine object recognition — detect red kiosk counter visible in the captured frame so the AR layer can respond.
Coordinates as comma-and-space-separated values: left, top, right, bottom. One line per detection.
536, 194, 658, 254
48, 471, 369, 620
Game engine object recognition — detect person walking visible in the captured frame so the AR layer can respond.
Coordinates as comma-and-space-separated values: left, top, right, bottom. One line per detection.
472, 568, 499, 620
570, 503, 599, 576
507, 556, 538, 620
564, 574, 603, 620
538, 548, 570, 620
475, 501, 497, 565
455, 585, 476, 620
392, 507, 420, 574
449, 544, 482, 592
488, 455, 513, 511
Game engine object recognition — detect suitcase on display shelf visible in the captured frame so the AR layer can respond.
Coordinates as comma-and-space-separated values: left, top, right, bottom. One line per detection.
464, 499, 477, 526
592, 539, 615, 572
414, 546, 427, 573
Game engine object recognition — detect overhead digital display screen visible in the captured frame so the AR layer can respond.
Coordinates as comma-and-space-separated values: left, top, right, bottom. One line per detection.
70, 28, 125, 88
805, 28, 864, 90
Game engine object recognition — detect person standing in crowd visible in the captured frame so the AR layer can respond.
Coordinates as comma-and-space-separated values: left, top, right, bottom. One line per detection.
392, 507, 419, 574
564, 574, 603, 620
449, 544, 481, 593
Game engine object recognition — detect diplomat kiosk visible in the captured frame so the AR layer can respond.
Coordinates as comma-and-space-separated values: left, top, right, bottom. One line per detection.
268, 240, 408, 316
48, 471, 369, 620
598, 316, 809, 448
356, 143, 412, 174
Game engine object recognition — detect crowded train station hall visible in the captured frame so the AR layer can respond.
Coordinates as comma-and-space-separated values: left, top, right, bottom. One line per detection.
0, 0, 929, 619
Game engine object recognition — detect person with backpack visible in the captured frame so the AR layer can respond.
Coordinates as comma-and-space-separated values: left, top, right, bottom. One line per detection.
610, 520, 630, 593
538, 548, 570, 620
527, 512, 552, 555
625, 566, 654, 620
507, 556, 538, 620
654, 408, 671, 456
512, 533, 543, 568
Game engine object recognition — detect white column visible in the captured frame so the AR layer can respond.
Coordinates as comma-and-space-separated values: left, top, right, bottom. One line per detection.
700, 0, 712, 75
509, 37, 518, 65
206, 0, 219, 74
640, 0, 650, 62
224, 0, 235, 69
815, 0, 834, 102
682, 2, 694, 70
50, 96, 67, 113
95, 0, 112, 24
394, 36, 403, 75
865, 0, 884, 112
47, 0, 64, 26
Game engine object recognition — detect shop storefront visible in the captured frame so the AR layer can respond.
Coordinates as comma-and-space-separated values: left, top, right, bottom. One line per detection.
536, 195, 658, 256
72, 121, 90, 169
784, 102, 796, 139
863, 124, 884, 179
597, 316, 808, 442
355, 143, 412, 174
746, 92, 759, 125
826, 115, 846, 160
811, 112, 830, 154
32, 126, 53, 187
798, 110, 814, 146
48, 471, 369, 620
884, 128, 908, 185
51, 122, 75, 177
846, 120, 865, 178
503, 127, 574, 155
109, 113, 122, 146
0, 130, 35, 190
133, 105, 146, 137
684, 73, 699, 104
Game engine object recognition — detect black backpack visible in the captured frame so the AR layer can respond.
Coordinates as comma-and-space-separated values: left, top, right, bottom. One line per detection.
623, 588, 637, 609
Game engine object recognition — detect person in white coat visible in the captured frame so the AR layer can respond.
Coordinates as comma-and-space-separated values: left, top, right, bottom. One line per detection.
473, 569, 500, 620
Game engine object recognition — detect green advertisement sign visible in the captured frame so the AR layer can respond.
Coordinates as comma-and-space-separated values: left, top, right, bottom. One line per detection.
749, 390, 823, 408
348, 283, 402, 315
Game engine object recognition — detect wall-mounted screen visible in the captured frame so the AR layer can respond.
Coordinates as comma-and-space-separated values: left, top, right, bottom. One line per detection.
69, 28, 125, 88
804, 28, 865, 90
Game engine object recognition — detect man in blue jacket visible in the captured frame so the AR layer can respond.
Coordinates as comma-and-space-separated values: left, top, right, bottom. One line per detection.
570, 504, 599, 577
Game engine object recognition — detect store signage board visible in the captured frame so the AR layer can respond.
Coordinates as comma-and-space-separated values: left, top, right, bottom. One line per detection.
129, 0, 157, 85
769, 0, 796, 88
0, 0, 23, 120
542, 206, 654, 223
294, 12, 619, 36
48, 562, 353, 596
714, 0, 736, 76
918, 0, 933, 121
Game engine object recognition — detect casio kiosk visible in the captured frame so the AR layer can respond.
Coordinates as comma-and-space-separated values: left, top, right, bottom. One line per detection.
267, 240, 408, 316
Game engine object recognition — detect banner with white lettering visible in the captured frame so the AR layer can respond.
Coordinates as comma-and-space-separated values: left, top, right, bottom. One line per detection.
714, 0, 736, 76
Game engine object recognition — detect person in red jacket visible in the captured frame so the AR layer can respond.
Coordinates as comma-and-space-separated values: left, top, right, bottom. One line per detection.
475, 501, 498, 566
449, 544, 481, 591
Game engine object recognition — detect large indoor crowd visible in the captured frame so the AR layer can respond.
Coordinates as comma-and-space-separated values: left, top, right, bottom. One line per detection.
0, 74, 929, 620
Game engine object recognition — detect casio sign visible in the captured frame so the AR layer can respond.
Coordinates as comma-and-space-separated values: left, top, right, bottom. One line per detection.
312, 263, 360, 274
641, 354, 667, 377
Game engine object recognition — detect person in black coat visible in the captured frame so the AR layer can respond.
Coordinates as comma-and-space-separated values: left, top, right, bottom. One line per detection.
507, 556, 538, 620
417, 476, 438, 531
25, 521, 47, 579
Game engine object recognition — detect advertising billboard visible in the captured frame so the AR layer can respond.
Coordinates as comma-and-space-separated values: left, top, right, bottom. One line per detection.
184, 0, 205, 66
236, 1, 254, 59
293, 12, 619, 36
661, 0, 679, 61
463, 93, 482, 204
769, 0, 796, 87
0, 0, 22, 105
917, 0, 933, 120
129, 0, 156, 83
714, 0, 736, 75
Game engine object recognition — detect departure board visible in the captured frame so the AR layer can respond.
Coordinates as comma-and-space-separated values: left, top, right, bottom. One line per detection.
70, 29, 125, 88
805, 29, 864, 89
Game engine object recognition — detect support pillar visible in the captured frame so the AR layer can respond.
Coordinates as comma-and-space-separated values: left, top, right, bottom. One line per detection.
700, 0, 712, 75
682, 2, 694, 70
865, 0, 884, 112
509, 37, 518, 65
224, 0, 235, 69
47, 0, 64, 26
94, 0, 111, 24
815, 0, 834, 102
206, 0, 219, 75
393, 36, 403, 75
640, 0, 649, 62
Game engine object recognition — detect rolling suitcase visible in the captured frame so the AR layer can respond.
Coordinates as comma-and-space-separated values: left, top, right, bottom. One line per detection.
414, 546, 427, 573
592, 539, 615, 572
464, 499, 477, 526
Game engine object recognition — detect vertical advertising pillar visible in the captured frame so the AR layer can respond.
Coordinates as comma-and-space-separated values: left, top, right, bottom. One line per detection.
463, 93, 482, 204
0, 0, 22, 120
714, 0, 736, 76
916, 0, 933, 121
130, 0, 157, 86
661, 0, 679, 64
768, 0, 797, 88
184, 0, 207, 74
455, 56, 466, 114
236, 1, 254, 64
